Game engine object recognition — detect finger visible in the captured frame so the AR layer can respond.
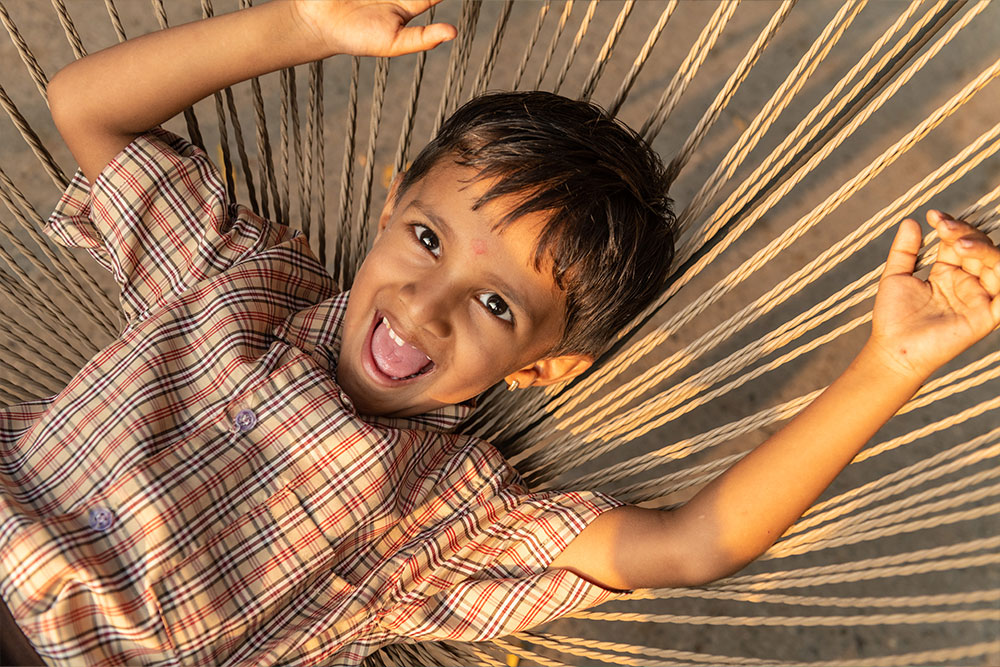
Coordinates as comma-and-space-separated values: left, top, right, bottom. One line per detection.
954, 233, 1000, 263
926, 209, 990, 241
390, 22, 456, 55
882, 218, 922, 280
926, 210, 973, 268
404, 0, 449, 10
955, 236, 987, 279
956, 237, 1000, 296
983, 264, 1000, 298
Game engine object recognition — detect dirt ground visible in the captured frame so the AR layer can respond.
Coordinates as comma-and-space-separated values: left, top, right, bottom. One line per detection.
1, 1, 997, 665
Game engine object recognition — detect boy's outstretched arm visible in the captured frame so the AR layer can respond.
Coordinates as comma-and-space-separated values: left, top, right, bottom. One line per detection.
550, 210, 1000, 591
47, 0, 455, 183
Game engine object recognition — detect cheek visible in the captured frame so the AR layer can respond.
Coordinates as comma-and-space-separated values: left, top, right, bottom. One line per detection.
353, 238, 407, 289
451, 320, 523, 380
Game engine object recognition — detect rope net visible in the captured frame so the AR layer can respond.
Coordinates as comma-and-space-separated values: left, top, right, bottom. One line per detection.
1, 0, 997, 664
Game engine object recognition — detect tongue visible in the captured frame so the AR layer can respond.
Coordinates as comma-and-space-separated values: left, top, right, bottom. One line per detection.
371, 320, 431, 379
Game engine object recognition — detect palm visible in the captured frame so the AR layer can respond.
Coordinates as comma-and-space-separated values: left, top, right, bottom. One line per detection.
295, 1, 454, 58
874, 268, 992, 374
871, 216, 1000, 379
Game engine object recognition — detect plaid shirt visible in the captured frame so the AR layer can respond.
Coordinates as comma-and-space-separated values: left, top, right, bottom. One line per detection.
0, 130, 627, 666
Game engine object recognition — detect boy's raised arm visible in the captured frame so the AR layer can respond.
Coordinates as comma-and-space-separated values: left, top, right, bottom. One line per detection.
47, 0, 455, 183
551, 211, 1000, 591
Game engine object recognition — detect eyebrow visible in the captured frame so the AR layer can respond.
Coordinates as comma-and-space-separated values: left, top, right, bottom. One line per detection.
411, 200, 453, 242
409, 199, 531, 317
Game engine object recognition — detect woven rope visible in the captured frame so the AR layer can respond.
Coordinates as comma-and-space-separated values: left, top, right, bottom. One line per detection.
355, 57, 390, 261
1, 2, 997, 666
102, 0, 126, 43
0, 82, 67, 188
568, 608, 997, 628
678, 0, 930, 235
470, 0, 513, 97
310, 61, 326, 264
510, 1, 550, 91
576, 0, 633, 103
525, 0, 981, 441
530, 0, 575, 91
550, 0, 598, 95
0, 164, 118, 332
0, 2, 48, 99
605, 1, 676, 116
664, 0, 797, 184
639, 0, 742, 143
575, 349, 1000, 501
529, 31, 997, 455
529, 128, 1000, 481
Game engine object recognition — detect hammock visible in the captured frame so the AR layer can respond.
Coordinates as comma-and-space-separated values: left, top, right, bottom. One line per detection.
2, 1, 997, 665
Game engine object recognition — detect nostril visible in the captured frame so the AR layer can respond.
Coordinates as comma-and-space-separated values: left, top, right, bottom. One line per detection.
426, 318, 451, 339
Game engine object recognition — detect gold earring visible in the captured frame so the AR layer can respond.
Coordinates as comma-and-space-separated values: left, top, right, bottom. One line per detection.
507, 380, 519, 391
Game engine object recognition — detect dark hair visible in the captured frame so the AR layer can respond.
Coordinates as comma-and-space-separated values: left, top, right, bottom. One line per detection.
399, 91, 676, 357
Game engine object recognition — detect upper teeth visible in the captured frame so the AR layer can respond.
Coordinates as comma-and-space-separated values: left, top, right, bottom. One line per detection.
383, 317, 405, 347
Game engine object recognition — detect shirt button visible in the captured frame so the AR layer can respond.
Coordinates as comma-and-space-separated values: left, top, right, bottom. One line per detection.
233, 408, 258, 432
89, 507, 114, 532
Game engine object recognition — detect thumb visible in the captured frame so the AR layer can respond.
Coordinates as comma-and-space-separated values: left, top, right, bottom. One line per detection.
390, 22, 456, 55
882, 219, 922, 280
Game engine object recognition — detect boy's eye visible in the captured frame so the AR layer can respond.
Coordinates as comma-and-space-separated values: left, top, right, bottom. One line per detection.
477, 292, 513, 323
413, 224, 440, 256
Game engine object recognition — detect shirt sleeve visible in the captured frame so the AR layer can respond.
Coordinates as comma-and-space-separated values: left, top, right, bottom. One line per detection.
377, 455, 633, 644
44, 128, 294, 329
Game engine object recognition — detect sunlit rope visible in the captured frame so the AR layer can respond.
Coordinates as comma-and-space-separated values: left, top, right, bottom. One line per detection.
523, 0, 989, 443
1, 2, 997, 666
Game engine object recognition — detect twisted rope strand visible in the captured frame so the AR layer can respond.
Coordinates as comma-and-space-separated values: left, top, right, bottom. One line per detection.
665, 0, 798, 185
0, 83, 68, 188
531, 0, 574, 91
392, 5, 435, 181
335, 57, 359, 287
576, 0, 634, 103
605, 1, 676, 117
0, 165, 119, 333
471, 0, 514, 97
543, 45, 999, 443
550, 0, 598, 95
510, 1, 550, 91
0, 2, 49, 98
639, 0, 742, 142
355, 58, 390, 261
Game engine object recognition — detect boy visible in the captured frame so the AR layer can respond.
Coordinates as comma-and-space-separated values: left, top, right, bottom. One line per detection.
1, 1, 998, 665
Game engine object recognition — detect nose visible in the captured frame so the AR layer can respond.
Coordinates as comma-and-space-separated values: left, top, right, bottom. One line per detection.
399, 275, 453, 340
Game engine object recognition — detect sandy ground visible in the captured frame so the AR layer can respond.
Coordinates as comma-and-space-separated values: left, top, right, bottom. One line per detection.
1, 1, 998, 665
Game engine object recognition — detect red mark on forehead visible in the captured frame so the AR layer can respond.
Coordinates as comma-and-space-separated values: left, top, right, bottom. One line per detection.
471, 239, 487, 256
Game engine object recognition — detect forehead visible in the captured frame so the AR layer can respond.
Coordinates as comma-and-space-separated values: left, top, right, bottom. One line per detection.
396, 160, 567, 327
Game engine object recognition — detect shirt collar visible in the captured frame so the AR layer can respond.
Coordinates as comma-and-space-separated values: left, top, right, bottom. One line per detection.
276, 290, 474, 433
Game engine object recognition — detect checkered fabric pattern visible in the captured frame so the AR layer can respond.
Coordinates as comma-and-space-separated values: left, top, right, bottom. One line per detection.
0, 130, 627, 666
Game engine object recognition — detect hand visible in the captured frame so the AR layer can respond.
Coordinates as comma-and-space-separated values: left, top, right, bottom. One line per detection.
292, 0, 457, 58
869, 209, 1000, 380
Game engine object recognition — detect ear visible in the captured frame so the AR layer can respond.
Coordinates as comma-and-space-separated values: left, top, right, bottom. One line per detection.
506, 353, 593, 389
376, 173, 405, 239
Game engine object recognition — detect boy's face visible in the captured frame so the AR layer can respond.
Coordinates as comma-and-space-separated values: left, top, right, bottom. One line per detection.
337, 160, 591, 418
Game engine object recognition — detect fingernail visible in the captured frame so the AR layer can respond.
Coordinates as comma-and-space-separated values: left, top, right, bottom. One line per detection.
958, 238, 975, 248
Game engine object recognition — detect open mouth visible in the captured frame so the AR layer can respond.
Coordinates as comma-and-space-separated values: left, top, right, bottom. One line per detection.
363, 312, 435, 384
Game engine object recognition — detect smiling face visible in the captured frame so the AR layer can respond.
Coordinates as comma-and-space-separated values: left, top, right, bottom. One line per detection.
337, 160, 592, 417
